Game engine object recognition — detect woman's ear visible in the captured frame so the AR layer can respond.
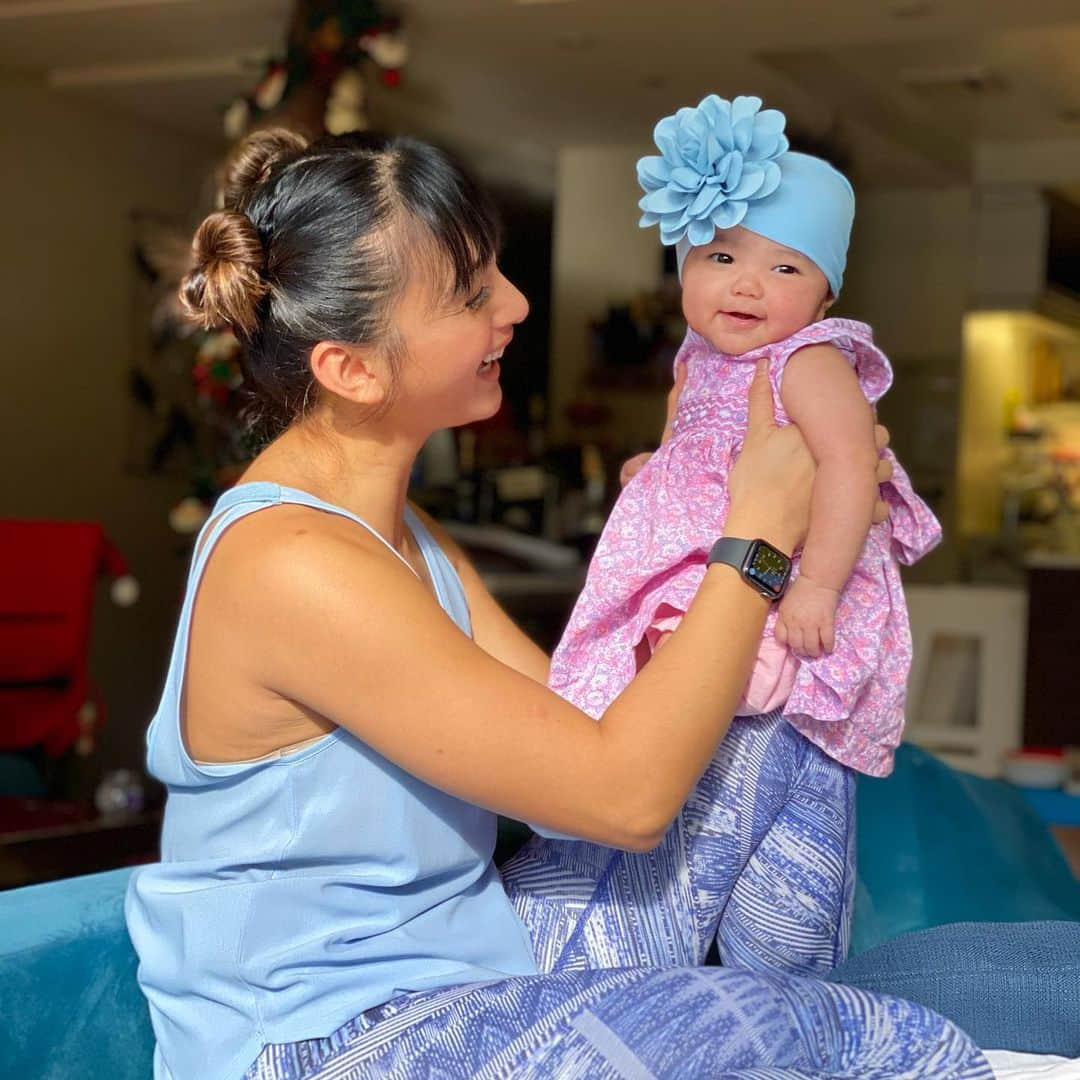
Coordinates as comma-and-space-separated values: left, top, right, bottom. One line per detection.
309, 341, 388, 408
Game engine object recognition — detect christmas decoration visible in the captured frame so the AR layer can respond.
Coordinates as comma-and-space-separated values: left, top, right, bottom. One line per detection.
132, 3, 409, 532
222, 2, 408, 141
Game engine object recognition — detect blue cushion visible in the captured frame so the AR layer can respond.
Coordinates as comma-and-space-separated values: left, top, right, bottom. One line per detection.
828, 920, 1080, 1055
851, 743, 1080, 954
0, 867, 152, 1080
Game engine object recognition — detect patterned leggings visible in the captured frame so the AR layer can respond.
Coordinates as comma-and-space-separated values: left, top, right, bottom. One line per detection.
504, 714, 855, 977
248, 718, 991, 1079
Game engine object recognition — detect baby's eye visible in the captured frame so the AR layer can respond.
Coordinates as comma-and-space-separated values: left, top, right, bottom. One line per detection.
773, 264, 799, 274
708, 252, 733, 264
465, 287, 491, 312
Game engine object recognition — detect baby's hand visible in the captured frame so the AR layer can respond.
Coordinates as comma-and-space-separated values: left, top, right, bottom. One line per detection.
775, 576, 839, 659
620, 453, 652, 488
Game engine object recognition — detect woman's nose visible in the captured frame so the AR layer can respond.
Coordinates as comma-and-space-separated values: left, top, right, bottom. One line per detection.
497, 272, 530, 326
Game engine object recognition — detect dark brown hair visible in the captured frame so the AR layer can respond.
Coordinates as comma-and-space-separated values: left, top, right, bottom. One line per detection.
180, 128, 500, 434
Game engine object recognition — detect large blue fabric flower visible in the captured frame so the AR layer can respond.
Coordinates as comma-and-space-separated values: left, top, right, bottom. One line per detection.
637, 95, 789, 247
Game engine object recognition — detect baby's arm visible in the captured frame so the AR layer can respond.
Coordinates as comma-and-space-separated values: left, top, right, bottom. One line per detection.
777, 344, 879, 658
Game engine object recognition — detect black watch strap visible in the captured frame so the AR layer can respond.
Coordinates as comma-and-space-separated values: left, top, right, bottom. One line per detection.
707, 537, 754, 572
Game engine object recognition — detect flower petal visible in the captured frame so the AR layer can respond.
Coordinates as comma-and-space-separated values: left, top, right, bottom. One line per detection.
724, 151, 745, 191
669, 166, 704, 192
660, 220, 688, 245
653, 116, 681, 163
725, 164, 766, 201
637, 155, 671, 187
638, 93, 789, 247
687, 217, 717, 245
712, 200, 748, 229
688, 184, 720, 217
700, 94, 734, 148
756, 160, 782, 200
640, 187, 692, 214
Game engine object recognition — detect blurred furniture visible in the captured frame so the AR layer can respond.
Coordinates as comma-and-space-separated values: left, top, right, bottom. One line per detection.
0, 521, 137, 771
1015, 786, 1080, 878
903, 585, 1027, 777
828, 920, 1080, 1056
441, 521, 583, 652
853, 743, 1080, 953
0, 797, 160, 890
3, 744, 1079, 1079
1022, 555, 1080, 748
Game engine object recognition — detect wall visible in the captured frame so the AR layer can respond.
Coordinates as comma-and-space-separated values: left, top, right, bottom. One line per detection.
0, 81, 219, 792
837, 186, 973, 580
548, 145, 668, 446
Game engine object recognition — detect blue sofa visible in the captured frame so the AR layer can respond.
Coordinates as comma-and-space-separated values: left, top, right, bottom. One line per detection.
3, 745, 1079, 1078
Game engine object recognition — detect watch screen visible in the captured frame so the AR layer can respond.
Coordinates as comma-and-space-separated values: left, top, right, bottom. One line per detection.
747, 543, 789, 596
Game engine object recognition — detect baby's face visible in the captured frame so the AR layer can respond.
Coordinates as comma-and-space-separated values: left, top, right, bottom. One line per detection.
681, 226, 832, 355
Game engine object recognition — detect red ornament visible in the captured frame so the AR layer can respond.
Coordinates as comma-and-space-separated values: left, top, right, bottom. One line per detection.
380, 68, 401, 88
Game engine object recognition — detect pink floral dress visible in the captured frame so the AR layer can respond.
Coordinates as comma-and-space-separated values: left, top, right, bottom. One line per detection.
549, 318, 941, 777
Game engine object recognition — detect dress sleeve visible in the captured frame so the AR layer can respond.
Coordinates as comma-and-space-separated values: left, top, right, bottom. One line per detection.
771, 319, 894, 406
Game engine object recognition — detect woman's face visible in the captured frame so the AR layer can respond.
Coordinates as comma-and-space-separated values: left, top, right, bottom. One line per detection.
389, 257, 529, 435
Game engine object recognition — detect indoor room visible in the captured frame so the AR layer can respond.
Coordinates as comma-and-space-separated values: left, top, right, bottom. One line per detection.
0, 2, 1077, 1077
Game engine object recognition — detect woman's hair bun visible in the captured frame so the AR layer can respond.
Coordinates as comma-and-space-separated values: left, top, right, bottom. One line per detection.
222, 127, 309, 212
179, 210, 268, 335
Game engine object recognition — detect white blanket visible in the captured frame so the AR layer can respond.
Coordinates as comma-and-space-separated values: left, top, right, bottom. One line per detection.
984, 1051, 1080, 1079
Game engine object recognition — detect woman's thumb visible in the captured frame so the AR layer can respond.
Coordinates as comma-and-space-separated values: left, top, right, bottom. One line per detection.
746, 357, 777, 437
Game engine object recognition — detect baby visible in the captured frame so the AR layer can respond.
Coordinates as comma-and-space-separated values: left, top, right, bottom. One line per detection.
522, 95, 941, 976
552, 93, 940, 777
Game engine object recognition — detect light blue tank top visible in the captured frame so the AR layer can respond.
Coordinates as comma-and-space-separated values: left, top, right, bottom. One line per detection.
125, 482, 538, 1080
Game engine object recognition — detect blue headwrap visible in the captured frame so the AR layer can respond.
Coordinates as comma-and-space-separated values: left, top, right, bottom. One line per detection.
637, 95, 854, 296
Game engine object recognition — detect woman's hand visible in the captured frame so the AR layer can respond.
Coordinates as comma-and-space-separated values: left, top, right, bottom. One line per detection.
871, 425, 893, 524
619, 362, 688, 487
620, 361, 897, 527
726, 358, 816, 553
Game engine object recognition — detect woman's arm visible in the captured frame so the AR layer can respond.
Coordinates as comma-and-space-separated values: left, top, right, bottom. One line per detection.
210, 363, 810, 852
777, 344, 879, 656
409, 505, 551, 685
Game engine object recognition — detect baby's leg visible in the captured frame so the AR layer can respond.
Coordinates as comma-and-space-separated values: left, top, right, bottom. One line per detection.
716, 743, 856, 976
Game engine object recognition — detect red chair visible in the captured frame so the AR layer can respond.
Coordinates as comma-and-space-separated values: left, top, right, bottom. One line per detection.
0, 521, 138, 758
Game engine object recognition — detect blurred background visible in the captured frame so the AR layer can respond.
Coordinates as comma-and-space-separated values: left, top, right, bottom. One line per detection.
0, 0, 1078, 883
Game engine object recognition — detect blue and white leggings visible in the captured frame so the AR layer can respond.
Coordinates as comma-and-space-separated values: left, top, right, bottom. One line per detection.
248, 717, 990, 1079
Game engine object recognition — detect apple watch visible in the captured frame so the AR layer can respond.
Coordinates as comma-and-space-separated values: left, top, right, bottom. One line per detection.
706, 537, 792, 601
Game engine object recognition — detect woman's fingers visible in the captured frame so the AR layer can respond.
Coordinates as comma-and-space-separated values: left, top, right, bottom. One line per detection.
872, 423, 894, 524
743, 357, 777, 446
661, 362, 688, 444
619, 453, 652, 488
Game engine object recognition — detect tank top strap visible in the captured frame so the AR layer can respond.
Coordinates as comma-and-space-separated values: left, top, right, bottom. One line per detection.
172, 481, 473, 676
148, 481, 473, 784
402, 503, 471, 635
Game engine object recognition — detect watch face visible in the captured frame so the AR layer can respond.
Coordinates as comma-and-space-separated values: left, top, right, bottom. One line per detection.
746, 542, 790, 597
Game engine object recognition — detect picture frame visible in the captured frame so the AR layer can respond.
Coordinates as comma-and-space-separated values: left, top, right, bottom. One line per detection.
903, 585, 1028, 777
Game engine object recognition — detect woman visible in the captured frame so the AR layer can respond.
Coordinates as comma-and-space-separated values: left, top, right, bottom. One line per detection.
125, 129, 990, 1080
